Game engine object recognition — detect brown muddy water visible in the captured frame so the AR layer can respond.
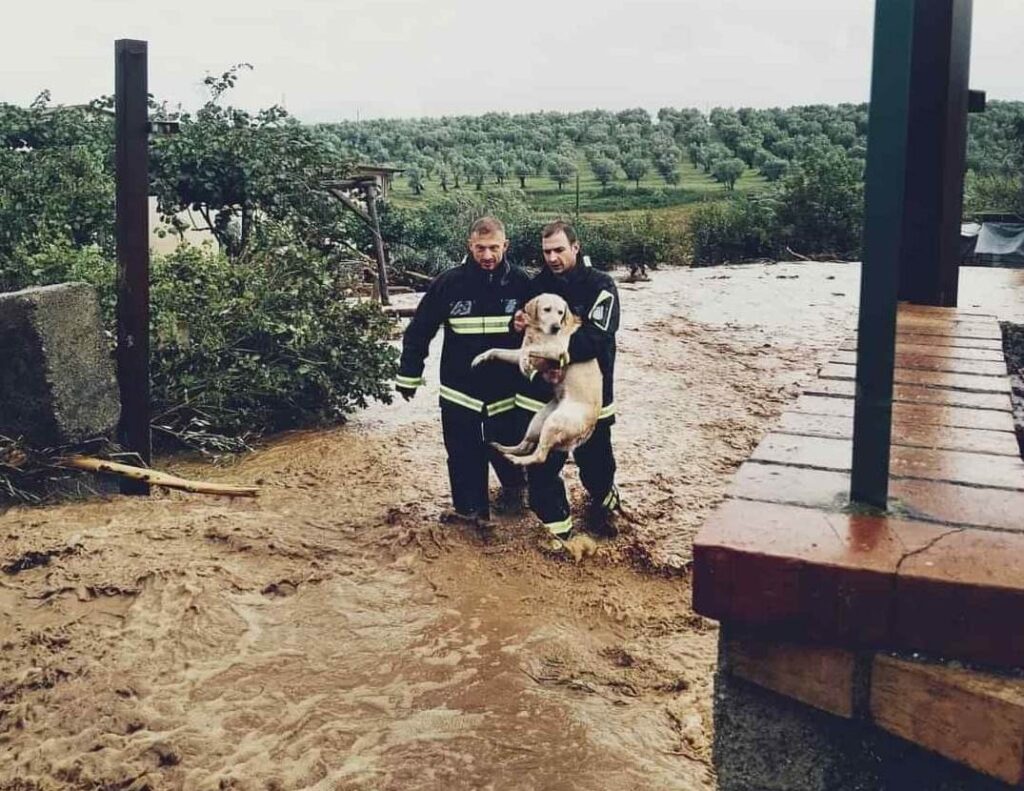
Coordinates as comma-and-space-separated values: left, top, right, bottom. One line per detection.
11, 261, 1007, 790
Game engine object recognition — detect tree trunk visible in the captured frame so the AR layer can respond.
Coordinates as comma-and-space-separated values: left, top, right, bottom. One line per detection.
519, 177, 526, 189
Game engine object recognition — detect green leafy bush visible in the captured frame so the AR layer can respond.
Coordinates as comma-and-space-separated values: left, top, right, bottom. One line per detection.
576, 213, 690, 269
775, 146, 863, 258
2, 239, 397, 449
147, 243, 397, 443
689, 196, 780, 265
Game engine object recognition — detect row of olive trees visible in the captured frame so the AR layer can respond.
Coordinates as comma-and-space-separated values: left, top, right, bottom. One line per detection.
319, 103, 877, 196
327, 100, 1023, 203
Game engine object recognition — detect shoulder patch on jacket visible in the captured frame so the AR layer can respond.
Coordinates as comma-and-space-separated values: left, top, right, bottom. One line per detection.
589, 290, 615, 331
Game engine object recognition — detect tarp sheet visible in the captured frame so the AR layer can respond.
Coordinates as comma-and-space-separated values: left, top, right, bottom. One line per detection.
961, 222, 1024, 266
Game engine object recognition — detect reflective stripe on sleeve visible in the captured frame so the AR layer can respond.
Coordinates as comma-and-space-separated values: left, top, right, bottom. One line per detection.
396, 375, 424, 388
599, 403, 616, 420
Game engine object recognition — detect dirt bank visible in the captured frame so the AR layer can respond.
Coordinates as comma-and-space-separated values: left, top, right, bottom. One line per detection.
1, 263, 862, 790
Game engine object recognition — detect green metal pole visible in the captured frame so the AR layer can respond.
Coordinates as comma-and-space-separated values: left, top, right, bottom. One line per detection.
850, 0, 917, 508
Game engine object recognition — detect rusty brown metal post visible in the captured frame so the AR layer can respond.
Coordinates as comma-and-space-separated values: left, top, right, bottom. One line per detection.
115, 39, 151, 494
897, 0, 973, 307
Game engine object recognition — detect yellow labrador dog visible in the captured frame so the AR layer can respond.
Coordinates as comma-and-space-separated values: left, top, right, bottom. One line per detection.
472, 293, 602, 466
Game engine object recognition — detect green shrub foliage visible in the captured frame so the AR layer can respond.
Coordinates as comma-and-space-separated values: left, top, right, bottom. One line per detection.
1, 87, 396, 451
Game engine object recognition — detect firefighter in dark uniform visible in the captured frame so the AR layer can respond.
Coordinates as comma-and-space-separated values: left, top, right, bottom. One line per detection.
515, 220, 621, 546
395, 217, 531, 526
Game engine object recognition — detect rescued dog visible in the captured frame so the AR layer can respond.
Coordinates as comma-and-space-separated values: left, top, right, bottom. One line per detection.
471, 293, 602, 466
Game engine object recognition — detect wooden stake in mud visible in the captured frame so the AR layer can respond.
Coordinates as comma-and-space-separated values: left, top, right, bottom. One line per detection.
115, 39, 151, 495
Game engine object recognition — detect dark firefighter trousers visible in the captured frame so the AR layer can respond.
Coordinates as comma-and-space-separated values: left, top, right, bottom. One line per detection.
440, 403, 526, 519
525, 420, 617, 537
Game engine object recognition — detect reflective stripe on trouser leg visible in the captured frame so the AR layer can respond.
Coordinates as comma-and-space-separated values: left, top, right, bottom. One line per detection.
440, 402, 490, 518
526, 446, 572, 537
574, 421, 617, 509
484, 406, 526, 491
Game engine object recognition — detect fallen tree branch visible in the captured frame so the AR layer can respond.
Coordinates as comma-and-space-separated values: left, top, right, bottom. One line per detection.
784, 245, 811, 262
57, 456, 259, 498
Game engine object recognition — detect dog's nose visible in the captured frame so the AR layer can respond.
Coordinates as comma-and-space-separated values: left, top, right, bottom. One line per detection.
548, 325, 560, 335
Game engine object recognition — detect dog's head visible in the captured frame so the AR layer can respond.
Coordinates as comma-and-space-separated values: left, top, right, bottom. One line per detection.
523, 293, 580, 337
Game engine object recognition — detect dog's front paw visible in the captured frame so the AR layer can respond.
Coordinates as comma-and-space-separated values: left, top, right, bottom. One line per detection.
471, 351, 491, 368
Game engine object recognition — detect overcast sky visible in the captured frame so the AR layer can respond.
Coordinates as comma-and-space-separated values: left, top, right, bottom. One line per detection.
4, 0, 1021, 122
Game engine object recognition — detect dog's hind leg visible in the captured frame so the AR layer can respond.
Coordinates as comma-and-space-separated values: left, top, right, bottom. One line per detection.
490, 401, 554, 456
508, 410, 578, 466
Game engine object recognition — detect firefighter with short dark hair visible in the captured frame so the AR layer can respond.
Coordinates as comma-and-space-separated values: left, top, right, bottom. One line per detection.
515, 220, 621, 548
396, 216, 531, 527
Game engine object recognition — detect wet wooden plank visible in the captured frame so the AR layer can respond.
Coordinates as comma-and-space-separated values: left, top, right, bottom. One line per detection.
891, 332, 1005, 350
807, 378, 1013, 411
821, 362, 1009, 394
777, 411, 1021, 456
895, 316, 1004, 340
840, 340, 1008, 361
898, 304, 994, 319
693, 500, 909, 644
693, 500, 1024, 667
751, 434, 1024, 490
870, 656, 1024, 786
726, 637, 858, 719
729, 464, 1024, 532
832, 349, 1008, 377
894, 527, 1024, 669
792, 395, 1015, 431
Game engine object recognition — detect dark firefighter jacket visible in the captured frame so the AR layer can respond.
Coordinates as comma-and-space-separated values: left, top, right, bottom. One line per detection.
397, 259, 532, 415
516, 261, 619, 424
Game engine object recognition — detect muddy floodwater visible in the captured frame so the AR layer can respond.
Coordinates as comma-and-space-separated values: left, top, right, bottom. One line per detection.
2, 263, 1018, 790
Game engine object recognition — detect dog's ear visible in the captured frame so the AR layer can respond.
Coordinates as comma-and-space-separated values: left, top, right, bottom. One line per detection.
524, 297, 539, 322
563, 310, 582, 333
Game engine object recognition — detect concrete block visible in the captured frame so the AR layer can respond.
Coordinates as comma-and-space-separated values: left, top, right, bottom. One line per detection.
0, 283, 120, 447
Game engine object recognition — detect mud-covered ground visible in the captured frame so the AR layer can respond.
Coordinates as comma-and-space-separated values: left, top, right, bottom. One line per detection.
8, 262, 1017, 790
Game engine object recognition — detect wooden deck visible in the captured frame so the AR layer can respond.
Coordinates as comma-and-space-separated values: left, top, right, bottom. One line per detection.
694, 304, 1024, 667
694, 303, 1024, 784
